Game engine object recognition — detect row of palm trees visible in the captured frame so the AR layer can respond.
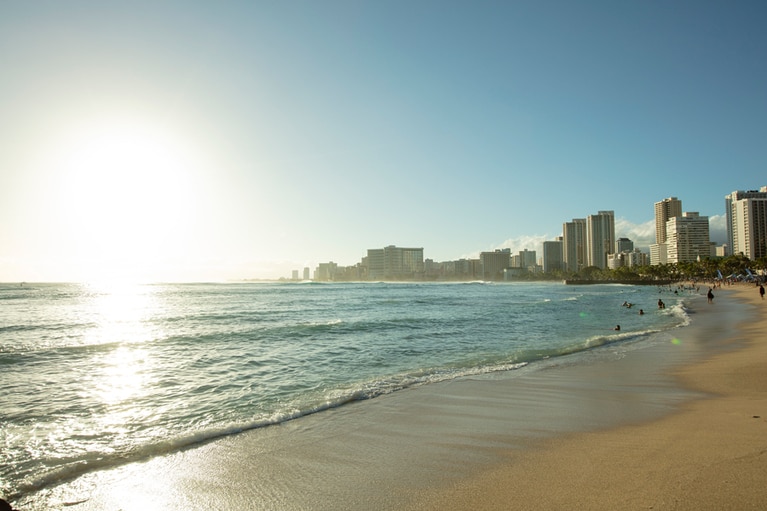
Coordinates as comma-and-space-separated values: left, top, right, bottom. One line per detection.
534, 254, 767, 282
634, 254, 765, 281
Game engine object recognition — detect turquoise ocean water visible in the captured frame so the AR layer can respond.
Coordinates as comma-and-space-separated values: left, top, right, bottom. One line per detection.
0, 281, 692, 500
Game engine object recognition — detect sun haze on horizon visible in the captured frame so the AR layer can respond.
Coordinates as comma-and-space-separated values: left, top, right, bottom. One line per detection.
1, 1, 765, 283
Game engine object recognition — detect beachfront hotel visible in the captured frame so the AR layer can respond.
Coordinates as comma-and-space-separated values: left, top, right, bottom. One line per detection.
654, 197, 683, 245
725, 187, 767, 260
562, 218, 587, 272
562, 211, 615, 271
585, 210, 616, 269
651, 196, 713, 264
664, 212, 712, 264
479, 249, 511, 280
542, 238, 564, 273
366, 245, 425, 280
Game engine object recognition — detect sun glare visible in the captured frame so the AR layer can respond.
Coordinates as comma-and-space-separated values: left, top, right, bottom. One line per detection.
46, 115, 201, 282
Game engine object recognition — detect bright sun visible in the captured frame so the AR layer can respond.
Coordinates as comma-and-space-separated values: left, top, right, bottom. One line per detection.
46, 115, 201, 282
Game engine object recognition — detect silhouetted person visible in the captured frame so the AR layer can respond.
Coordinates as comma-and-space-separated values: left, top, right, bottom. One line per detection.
760, 285, 764, 300
707, 288, 714, 304
614, 325, 620, 331
639, 309, 644, 315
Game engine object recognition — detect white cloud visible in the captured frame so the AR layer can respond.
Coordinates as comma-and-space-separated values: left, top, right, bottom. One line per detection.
708, 214, 727, 245
615, 217, 655, 250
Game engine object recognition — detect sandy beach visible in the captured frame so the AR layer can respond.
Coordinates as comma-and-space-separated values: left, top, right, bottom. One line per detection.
409, 284, 767, 511
15, 284, 766, 511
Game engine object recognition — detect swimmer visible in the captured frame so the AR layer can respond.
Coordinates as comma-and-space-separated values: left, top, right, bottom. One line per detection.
614, 325, 621, 331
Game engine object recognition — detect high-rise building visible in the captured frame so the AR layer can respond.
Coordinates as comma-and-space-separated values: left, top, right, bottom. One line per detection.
543, 238, 564, 273
563, 219, 587, 272
518, 249, 537, 269
615, 237, 634, 253
314, 261, 338, 281
654, 197, 682, 244
480, 249, 511, 280
725, 187, 767, 259
651, 197, 683, 265
366, 245, 424, 280
625, 249, 649, 268
586, 210, 615, 269
665, 212, 710, 263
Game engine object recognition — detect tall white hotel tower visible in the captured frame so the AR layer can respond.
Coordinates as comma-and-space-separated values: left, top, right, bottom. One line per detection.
725, 187, 767, 259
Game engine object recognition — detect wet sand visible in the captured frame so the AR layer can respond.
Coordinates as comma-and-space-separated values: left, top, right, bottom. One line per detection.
16, 285, 765, 510
409, 284, 767, 510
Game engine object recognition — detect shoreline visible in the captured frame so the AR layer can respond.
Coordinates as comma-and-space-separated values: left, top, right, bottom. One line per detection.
408, 284, 767, 510
13, 284, 764, 510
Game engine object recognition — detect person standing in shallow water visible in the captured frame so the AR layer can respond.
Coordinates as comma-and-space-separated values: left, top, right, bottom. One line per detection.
707, 288, 714, 304
760, 284, 765, 300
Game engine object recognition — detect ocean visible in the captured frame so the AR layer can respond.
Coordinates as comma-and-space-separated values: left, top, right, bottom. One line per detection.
0, 281, 693, 501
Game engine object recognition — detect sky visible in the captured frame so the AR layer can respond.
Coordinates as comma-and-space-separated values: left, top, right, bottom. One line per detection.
1, 1, 765, 282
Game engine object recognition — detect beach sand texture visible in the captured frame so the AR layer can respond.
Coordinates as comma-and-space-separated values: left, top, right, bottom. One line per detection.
15, 285, 766, 511
411, 284, 767, 511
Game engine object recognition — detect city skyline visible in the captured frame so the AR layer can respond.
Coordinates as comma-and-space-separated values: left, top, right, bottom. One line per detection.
299, 196, 733, 281
1, 2, 764, 282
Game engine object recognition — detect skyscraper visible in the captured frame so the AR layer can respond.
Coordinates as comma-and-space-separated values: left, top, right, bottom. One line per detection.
480, 249, 510, 280
725, 187, 767, 259
615, 237, 634, 253
563, 219, 586, 272
651, 197, 683, 265
654, 197, 682, 244
665, 212, 711, 263
366, 245, 424, 280
543, 238, 564, 273
586, 210, 615, 269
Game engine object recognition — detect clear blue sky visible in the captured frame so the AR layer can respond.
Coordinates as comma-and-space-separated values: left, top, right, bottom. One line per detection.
2, 1, 765, 282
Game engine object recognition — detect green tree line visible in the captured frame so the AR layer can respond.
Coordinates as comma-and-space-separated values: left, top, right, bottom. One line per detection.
520, 254, 767, 282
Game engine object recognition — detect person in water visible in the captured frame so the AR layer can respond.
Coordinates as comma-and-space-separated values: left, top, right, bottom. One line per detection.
707, 288, 714, 303
614, 325, 621, 331
639, 309, 644, 315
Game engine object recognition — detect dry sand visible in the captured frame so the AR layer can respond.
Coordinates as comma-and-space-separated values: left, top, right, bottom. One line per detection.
409, 284, 767, 511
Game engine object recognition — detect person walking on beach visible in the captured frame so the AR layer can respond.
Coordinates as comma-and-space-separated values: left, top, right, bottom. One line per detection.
760, 284, 765, 300
707, 287, 714, 304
